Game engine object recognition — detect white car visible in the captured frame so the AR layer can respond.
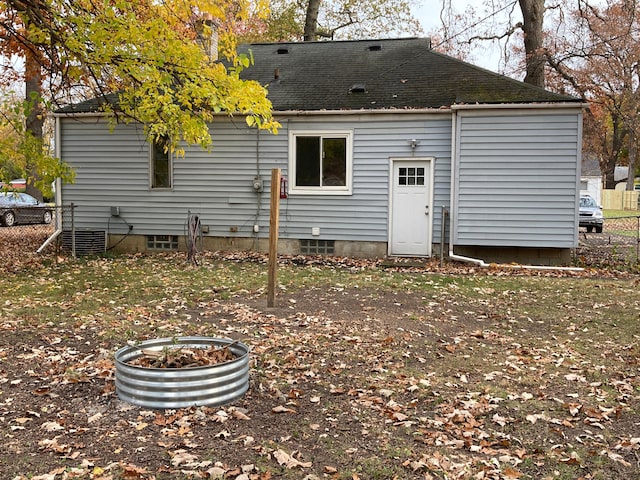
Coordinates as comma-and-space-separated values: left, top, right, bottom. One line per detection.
579, 195, 603, 233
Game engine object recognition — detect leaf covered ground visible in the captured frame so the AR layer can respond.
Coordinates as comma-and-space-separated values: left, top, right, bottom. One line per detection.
0, 251, 639, 480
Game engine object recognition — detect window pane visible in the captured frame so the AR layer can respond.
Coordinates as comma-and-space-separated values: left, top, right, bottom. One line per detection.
322, 138, 346, 186
152, 137, 171, 188
296, 136, 321, 186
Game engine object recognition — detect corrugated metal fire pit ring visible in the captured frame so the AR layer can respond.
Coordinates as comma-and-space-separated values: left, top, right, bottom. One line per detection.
114, 336, 250, 409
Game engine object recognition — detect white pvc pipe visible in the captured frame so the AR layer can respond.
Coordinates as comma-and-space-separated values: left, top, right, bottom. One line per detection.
38, 117, 63, 253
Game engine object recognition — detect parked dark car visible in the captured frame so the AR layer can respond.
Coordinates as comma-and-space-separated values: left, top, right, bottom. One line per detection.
0, 192, 53, 227
579, 195, 604, 233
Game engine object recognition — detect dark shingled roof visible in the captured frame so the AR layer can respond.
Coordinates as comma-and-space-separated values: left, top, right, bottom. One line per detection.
57, 37, 579, 114
238, 38, 579, 111
56, 92, 120, 114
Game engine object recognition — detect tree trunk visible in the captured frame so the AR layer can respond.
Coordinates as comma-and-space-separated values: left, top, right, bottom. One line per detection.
519, 0, 545, 88
304, 0, 322, 41
602, 113, 625, 190
24, 45, 44, 201
626, 132, 637, 191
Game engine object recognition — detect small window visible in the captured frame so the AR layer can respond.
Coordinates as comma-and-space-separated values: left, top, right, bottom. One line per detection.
289, 131, 353, 195
398, 167, 425, 186
147, 235, 178, 250
150, 136, 172, 189
300, 239, 335, 255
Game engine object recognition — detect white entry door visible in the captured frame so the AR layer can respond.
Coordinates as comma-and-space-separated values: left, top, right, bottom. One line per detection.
389, 159, 433, 256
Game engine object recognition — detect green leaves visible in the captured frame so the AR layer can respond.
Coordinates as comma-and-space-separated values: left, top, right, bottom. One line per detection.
0, 96, 75, 194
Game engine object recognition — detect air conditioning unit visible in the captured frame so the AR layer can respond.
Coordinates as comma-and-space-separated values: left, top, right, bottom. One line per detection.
62, 230, 106, 255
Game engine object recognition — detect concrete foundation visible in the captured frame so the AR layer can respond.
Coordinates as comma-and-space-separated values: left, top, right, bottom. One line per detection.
450, 245, 573, 266
106, 234, 388, 258
106, 234, 572, 266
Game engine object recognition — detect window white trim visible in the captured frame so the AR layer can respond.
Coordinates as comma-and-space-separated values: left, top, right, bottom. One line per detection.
288, 130, 353, 195
149, 137, 173, 190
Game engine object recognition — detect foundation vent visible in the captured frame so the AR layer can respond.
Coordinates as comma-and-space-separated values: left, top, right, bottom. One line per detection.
62, 230, 107, 255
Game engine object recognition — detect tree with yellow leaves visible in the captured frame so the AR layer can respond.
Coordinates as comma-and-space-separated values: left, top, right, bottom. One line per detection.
0, 0, 278, 196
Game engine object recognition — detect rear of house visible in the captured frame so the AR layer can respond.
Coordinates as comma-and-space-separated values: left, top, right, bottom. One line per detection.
54, 38, 584, 265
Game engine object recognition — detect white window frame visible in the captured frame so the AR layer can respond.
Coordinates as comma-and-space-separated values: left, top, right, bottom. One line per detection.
149, 136, 173, 190
288, 130, 353, 195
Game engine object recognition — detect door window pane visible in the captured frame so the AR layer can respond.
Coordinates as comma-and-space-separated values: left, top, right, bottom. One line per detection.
398, 166, 425, 186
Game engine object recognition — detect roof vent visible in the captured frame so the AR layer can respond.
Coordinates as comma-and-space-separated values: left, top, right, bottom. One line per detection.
368, 44, 382, 51
276, 47, 289, 54
349, 84, 367, 94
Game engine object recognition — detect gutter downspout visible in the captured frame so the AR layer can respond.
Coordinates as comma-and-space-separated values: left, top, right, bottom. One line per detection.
447, 108, 583, 272
37, 116, 63, 253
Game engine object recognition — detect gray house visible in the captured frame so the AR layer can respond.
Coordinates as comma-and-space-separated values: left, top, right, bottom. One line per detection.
54, 38, 584, 265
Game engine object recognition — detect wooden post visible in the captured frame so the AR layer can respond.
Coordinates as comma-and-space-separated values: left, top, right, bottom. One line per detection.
267, 168, 281, 307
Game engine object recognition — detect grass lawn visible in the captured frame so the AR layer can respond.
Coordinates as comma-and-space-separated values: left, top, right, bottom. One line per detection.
605, 209, 639, 218
1, 252, 639, 479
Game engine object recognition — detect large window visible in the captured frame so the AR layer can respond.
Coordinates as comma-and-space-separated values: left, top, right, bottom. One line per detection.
289, 131, 352, 194
150, 136, 172, 189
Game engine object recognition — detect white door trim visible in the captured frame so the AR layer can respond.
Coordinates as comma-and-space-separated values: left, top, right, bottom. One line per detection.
388, 157, 435, 257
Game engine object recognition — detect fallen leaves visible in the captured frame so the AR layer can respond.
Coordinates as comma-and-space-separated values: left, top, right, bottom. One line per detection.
129, 343, 237, 368
2, 252, 640, 480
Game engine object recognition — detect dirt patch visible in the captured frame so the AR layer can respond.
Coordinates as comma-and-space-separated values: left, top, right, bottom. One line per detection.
2, 274, 640, 479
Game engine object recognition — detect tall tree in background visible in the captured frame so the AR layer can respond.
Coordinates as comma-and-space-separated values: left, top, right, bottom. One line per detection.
0, 0, 279, 195
436, 0, 546, 87
304, 0, 322, 41
434, 0, 640, 189
519, 0, 545, 87
581, 0, 640, 190
0, 5, 52, 198
544, 0, 640, 189
240, 0, 422, 43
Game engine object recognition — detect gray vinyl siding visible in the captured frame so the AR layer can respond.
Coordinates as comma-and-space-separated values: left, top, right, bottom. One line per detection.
453, 110, 581, 248
59, 115, 453, 243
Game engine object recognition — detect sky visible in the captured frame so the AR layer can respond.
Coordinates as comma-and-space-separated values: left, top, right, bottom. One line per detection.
413, 0, 507, 73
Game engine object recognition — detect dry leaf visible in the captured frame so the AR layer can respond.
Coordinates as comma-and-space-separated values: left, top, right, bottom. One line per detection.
503, 466, 523, 478
272, 449, 312, 469
41, 421, 64, 432
230, 408, 251, 420
87, 412, 103, 423
272, 405, 296, 414
170, 450, 198, 467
